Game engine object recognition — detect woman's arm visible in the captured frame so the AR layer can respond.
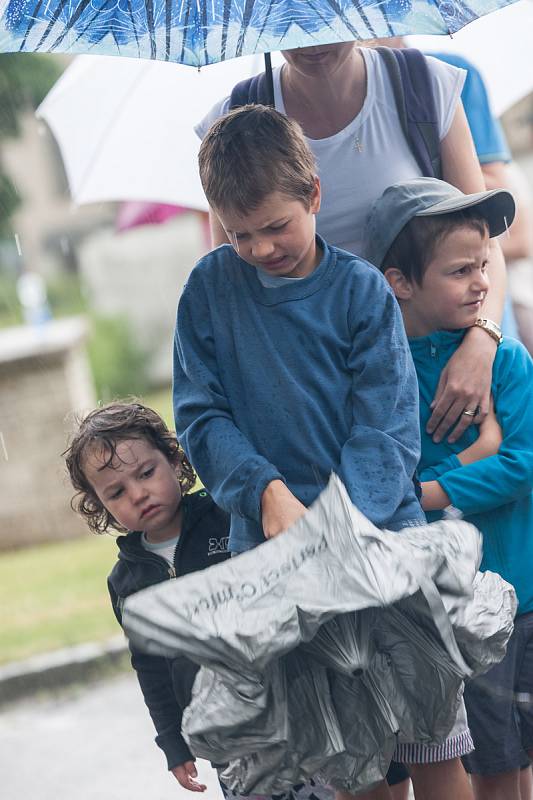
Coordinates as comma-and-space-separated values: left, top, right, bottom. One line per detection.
428, 102, 506, 444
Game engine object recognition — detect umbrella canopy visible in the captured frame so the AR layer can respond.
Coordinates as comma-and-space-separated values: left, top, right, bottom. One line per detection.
408, 0, 533, 117
0, 0, 522, 67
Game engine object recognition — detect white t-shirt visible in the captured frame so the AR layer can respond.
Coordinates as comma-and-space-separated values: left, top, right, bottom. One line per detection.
141, 531, 179, 566
195, 48, 465, 256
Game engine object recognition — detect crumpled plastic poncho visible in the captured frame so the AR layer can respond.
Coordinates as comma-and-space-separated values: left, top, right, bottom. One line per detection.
123, 475, 516, 795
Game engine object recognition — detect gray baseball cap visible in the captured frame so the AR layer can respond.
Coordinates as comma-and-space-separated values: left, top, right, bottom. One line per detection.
363, 177, 515, 269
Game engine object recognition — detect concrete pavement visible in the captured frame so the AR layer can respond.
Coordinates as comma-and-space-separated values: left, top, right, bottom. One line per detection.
0, 670, 224, 800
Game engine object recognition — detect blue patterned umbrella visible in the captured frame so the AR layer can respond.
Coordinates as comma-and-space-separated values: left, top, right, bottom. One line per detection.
0, 0, 519, 67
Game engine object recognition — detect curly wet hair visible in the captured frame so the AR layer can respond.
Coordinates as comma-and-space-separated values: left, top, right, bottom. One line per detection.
64, 401, 196, 534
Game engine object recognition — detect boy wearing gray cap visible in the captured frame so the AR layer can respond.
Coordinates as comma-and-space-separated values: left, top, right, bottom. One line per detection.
366, 177, 533, 800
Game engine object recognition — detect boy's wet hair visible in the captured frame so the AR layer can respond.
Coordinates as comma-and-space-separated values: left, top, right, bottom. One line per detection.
382, 210, 489, 285
198, 104, 316, 216
64, 401, 196, 535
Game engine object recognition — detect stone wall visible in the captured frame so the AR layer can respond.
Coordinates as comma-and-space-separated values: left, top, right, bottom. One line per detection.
0, 318, 95, 549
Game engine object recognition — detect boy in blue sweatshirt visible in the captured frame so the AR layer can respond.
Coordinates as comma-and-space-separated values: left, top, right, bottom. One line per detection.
173, 106, 474, 800
366, 176, 533, 800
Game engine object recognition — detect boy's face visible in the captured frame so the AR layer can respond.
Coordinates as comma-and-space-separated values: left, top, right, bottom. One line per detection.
387, 225, 490, 337
216, 182, 321, 279
84, 438, 182, 542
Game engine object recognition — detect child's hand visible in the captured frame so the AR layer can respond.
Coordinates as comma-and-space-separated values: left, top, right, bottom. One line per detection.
261, 480, 307, 538
171, 761, 207, 792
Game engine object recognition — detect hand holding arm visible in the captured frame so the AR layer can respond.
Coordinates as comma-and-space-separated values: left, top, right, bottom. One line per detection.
427, 322, 500, 444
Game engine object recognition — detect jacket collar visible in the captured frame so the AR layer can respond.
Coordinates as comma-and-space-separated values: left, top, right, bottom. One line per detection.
408, 328, 467, 358
115, 490, 211, 560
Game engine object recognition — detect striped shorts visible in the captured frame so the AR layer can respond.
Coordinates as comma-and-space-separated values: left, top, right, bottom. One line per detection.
394, 698, 474, 763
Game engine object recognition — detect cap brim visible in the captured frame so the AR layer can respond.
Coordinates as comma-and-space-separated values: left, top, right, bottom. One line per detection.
416, 188, 515, 238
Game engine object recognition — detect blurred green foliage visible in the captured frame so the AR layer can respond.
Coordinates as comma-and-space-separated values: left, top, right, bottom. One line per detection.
0, 53, 63, 137
87, 314, 149, 401
46, 272, 86, 317
0, 53, 64, 234
0, 173, 20, 235
0, 273, 22, 326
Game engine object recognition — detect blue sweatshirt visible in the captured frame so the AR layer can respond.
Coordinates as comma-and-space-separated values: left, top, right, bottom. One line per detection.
173, 239, 423, 553
410, 330, 533, 614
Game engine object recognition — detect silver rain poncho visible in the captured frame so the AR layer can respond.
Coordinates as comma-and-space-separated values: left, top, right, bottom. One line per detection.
123, 475, 516, 795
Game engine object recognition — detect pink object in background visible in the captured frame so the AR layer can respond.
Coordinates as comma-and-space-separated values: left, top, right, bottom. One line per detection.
116, 201, 212, 249
116, 201, 183, 232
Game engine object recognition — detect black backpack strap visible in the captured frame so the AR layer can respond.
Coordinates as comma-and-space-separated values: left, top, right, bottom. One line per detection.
376, 47, 442, 179
229, 70, 274, 110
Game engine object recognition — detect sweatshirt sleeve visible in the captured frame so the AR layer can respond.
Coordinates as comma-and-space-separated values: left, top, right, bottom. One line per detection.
107, 577, 193, 770
173, 270, 284, 522
130, 649, 195, 769
340, 271, 422, 527
437, 341, 533, 514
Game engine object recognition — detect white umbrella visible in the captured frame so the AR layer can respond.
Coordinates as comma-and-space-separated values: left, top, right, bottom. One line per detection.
38, 53, 281, 211
407, 0, 533, 118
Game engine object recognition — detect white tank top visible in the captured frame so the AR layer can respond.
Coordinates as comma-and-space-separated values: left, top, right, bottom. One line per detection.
195, 48, 464, 257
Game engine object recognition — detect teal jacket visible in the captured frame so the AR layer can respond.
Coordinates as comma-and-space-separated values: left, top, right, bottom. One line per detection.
410, 330, 533, 615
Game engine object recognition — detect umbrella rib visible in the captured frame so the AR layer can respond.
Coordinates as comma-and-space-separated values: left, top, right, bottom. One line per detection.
271, 0, 334, 46
235, 0, 256, 58
342, 0, 377, 39
377, 2, 395, 37
220, 0, 232, 61
46, 0, 96, 53
31, 0, 72, 53
200, 0, 208, 69
145, 0, 157, 59
252, 0, 278, 54
18, 0, 44, 50
179, 0, 192, 65
127, 0, 142, 58
307, 0, 343, 34
165, 0, 172, 59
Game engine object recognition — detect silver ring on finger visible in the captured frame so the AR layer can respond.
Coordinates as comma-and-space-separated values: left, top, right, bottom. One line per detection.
462, 407, 478, 417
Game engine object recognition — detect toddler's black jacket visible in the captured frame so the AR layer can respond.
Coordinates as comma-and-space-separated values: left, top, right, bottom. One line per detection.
108, 489, 230, 769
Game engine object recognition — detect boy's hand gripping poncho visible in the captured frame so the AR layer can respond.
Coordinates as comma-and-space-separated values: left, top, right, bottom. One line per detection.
123, 476, 516, 795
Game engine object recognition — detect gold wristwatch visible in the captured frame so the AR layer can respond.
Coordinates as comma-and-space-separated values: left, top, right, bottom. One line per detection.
474, 318, 503, 346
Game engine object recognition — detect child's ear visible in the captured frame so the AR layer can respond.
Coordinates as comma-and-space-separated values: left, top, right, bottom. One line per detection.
383, 267, 413, 301
310, 176, 321, 214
